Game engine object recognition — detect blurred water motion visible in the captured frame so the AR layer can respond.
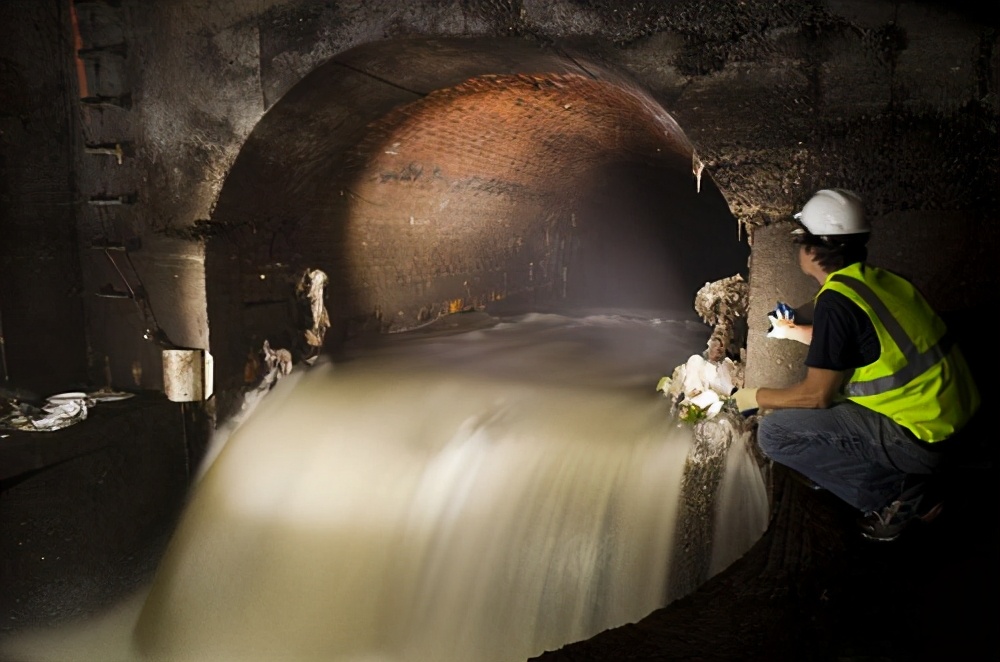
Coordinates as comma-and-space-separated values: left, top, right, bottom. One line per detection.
0, 310, 769, 662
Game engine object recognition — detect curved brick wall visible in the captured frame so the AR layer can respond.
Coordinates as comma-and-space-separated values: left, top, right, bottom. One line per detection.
206, 38, 748, 400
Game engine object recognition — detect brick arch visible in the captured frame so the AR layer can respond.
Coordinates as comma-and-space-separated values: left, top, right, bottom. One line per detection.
206, 37, 747, 403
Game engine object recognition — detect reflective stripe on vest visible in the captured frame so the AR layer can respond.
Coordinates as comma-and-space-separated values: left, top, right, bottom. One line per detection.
829, 274, 953, 397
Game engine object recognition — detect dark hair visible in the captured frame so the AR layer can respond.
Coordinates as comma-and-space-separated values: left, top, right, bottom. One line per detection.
793, 232, 869, 271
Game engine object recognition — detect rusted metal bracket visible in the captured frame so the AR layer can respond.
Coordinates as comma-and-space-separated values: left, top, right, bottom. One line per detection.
87, 193, 136, 206
84, 142, 127, 165
80, 93, 131, 109
77, 43, 127, 59
90, 237, 141, 252
95, 283, 132, 299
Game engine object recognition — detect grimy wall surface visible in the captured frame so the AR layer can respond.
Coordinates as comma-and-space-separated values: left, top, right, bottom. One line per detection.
1, 0, 996, 403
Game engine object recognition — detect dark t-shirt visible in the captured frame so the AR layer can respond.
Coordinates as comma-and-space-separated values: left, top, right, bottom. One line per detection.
805, 289, 881, 371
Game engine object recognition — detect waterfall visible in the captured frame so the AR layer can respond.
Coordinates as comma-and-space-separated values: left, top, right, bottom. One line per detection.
0, 310, 770, 662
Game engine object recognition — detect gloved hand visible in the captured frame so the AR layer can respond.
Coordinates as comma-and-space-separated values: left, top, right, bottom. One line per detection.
767, 301, 796, 340
731, 387, 759, 414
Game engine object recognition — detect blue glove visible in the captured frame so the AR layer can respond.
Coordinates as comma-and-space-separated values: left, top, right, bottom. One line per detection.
772, 302, 795, 322
767, 301, 796, 340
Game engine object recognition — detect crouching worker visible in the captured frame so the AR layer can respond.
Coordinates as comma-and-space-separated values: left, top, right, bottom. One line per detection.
732, 189, 980, 542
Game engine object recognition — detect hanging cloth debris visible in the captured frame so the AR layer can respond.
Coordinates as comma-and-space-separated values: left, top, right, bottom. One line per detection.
297, 268, 330, 360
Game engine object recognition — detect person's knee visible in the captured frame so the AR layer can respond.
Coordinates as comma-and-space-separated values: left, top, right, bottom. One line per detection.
755, 415, 790, 460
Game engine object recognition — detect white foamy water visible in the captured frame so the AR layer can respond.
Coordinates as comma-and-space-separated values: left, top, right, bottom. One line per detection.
0, 310, 769, 662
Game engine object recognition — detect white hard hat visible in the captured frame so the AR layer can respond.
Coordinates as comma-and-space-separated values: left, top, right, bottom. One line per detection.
793, 189, 870, 236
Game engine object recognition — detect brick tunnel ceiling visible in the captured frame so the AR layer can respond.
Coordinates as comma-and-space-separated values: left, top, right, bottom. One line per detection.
206, 38, 749, 387
342, 72, 747, 307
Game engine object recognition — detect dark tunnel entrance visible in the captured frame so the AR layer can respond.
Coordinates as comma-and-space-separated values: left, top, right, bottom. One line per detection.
205, 37, 748, 408
569, 159, 743, 310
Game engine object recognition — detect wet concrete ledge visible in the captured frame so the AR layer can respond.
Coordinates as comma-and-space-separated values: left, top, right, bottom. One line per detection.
0, 395, 208, 633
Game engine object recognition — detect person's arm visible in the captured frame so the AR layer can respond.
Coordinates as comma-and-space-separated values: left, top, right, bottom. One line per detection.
756, 366, 846, 410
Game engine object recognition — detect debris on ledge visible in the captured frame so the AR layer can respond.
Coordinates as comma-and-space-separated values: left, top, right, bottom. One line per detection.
658, 274, 771, 596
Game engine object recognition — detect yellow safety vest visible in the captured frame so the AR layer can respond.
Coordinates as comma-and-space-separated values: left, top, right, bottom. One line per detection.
819, 263, 980, 442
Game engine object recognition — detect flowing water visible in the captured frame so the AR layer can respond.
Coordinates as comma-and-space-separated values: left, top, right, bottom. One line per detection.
0, 309, 769, 662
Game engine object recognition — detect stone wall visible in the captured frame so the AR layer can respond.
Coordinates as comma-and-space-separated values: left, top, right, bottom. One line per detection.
1, 0, 996, 400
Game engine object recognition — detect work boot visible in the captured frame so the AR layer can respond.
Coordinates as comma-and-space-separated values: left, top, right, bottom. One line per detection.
858, 496, 944, 542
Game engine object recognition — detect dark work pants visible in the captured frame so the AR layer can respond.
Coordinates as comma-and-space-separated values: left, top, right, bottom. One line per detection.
756, 401, 944, 513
